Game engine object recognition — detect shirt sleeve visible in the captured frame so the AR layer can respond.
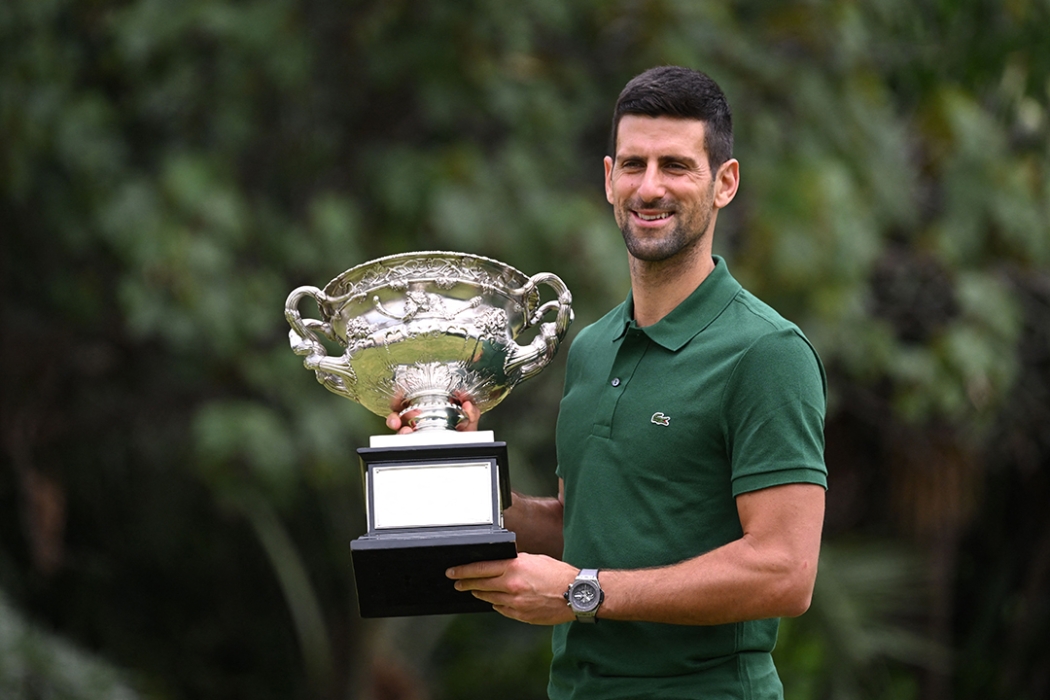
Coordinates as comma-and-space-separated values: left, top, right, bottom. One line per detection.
721, 328, 828, 496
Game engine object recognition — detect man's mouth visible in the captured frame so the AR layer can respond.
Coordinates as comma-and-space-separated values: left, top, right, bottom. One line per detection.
634, 211, 673, 222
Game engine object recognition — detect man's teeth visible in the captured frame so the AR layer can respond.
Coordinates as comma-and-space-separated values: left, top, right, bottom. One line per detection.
637, 212, 672, 221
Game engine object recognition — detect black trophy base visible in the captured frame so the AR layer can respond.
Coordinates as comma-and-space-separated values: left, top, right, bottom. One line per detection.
350, 527, 517, 618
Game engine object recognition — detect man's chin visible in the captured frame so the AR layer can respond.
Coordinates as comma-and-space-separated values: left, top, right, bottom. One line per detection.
622, 229, 709, 265
624, 242, 680, 263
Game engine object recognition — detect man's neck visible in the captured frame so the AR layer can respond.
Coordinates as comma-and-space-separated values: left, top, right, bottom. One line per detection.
629, 247, 715, 327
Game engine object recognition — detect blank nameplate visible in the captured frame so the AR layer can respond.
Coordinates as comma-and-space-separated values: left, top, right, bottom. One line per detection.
372, 462, 494, 529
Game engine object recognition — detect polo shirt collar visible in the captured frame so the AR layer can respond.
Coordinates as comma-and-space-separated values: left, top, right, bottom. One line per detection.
612, 255, 742, 351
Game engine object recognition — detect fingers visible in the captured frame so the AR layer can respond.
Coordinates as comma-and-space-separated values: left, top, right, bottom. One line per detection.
446, 555, 578, 626
455, 399, 481, 432
446, 558, 513, 581
384, 412, 416, 433
386, 393, 408, 432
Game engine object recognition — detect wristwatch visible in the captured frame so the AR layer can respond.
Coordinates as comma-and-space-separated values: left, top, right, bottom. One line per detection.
564, 568, 604, 623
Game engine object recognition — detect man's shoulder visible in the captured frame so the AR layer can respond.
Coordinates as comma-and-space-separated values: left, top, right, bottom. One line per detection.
713, 286, 827, 399
722, 287, 802, 337
713, 286, 824, 380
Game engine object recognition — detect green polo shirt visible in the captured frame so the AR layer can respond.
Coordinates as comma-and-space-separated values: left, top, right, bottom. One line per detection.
550, 256, 827, 700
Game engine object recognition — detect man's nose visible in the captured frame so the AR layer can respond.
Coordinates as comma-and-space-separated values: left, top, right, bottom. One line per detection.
636, 163, 665, 201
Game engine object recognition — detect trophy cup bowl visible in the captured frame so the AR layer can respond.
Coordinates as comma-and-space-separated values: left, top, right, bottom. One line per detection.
285, 251, 573, 431
284, 252, 573, 617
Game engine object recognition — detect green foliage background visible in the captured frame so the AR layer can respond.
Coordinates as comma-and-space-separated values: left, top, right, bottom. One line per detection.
2, 1, 1048, 699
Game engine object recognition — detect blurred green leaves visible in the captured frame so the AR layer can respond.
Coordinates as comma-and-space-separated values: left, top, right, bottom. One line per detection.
3, 0, 1050, 698
0, 592, 142, 700
194, 401, 296, 496
776, 543, 947, 700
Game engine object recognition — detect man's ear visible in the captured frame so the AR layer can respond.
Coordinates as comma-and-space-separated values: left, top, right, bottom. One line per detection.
603, 155, 615, 204
713, 158, 740, 209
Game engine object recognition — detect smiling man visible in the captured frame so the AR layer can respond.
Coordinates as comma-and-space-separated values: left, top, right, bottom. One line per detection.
392, 66, 828, 700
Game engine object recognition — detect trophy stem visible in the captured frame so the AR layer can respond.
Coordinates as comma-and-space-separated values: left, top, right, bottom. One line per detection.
402, 391, 466, 431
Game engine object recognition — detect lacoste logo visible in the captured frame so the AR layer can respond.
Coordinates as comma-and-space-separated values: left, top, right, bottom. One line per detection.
650, 412, 671, 426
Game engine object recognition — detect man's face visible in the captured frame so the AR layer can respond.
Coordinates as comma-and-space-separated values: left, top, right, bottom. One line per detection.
604, 115, 728, 264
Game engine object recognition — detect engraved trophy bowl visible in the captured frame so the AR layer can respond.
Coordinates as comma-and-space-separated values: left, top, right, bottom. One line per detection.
284, 251, 574, 431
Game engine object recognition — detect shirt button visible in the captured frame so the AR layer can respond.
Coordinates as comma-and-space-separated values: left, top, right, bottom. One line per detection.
611, 378, 621, 387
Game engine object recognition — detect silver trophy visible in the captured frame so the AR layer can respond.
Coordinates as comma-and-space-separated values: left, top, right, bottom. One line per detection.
285, 251, 573, 617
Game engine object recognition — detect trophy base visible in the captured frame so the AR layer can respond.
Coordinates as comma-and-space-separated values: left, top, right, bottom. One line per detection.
351, 527, 517, 617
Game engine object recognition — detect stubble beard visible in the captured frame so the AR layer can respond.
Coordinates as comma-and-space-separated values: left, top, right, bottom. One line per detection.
615, 190, 715, 264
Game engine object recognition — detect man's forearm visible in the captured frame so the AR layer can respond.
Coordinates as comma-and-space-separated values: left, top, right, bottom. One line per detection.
504, 491, 563, 559
596, 536, 816, 625
597, 483, 824, 625
449, 485, 824, 628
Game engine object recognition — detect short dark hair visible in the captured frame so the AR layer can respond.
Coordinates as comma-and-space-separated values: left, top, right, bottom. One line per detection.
609, 66, 733, 169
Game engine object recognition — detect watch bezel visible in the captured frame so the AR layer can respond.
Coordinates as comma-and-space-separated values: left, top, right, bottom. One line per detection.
565, 569, 604, 621
569, 580, 601, 612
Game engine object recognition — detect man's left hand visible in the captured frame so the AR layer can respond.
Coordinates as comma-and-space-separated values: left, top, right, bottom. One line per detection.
446, 553, 578, 625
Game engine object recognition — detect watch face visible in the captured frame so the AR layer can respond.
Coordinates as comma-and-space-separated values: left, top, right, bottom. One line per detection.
571, 582, 599, 611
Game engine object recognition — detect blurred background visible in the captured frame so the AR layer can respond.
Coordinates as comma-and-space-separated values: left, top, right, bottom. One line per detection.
2, 0, 1049, 698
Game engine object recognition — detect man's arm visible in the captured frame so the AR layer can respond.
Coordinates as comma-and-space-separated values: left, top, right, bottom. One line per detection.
504, 479, 564, 559
597, 482, 823, 624
447, 482, 824, 626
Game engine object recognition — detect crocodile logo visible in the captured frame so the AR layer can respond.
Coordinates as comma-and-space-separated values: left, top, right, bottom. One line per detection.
650, 412, 671, 427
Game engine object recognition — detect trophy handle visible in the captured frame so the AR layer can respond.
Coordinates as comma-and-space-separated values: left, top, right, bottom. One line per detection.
504, 272, 574, 382
285, 285, 360, 401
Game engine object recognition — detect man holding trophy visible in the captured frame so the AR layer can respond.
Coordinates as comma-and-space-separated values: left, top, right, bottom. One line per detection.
393, 66, 828, 699
291, 66, 827, 699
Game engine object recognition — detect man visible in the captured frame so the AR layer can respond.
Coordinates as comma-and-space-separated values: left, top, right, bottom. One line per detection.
390, 66, 827, 699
